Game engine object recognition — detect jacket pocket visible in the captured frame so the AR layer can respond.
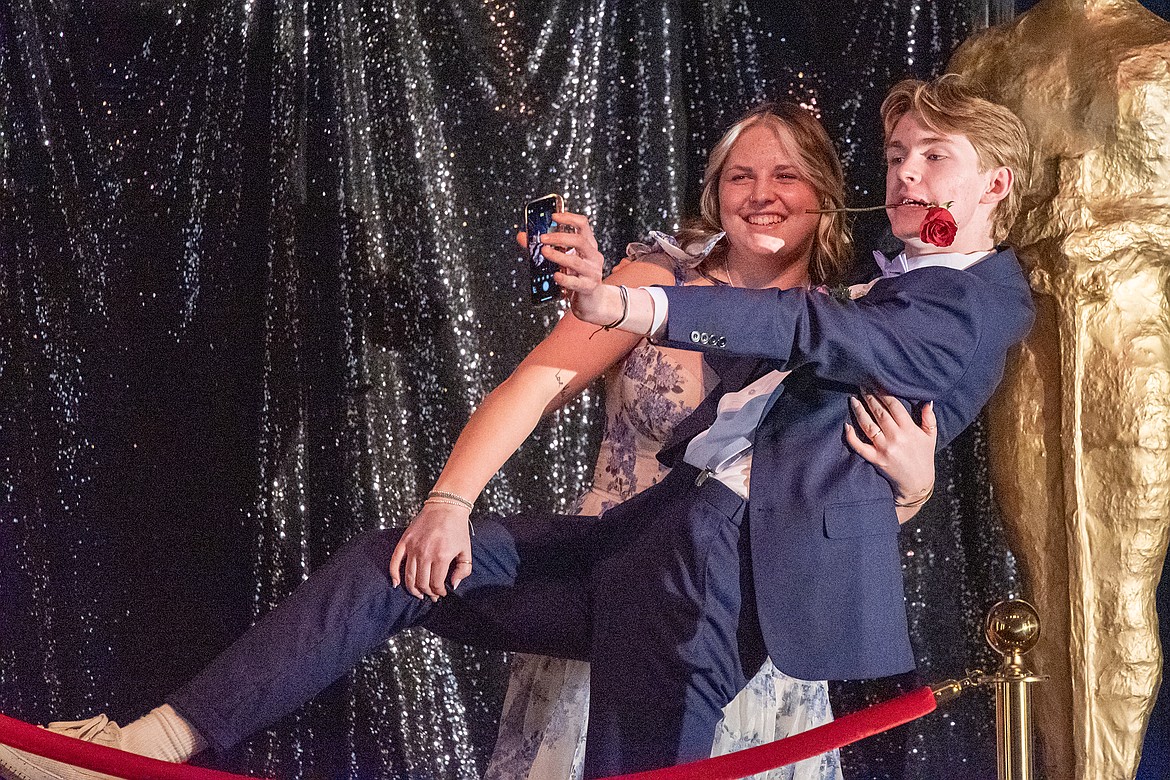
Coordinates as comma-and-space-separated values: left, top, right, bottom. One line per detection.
823, 499, 899, 539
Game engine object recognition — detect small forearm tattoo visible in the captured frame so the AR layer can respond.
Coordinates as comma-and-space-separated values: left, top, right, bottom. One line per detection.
554, 370, 574, 405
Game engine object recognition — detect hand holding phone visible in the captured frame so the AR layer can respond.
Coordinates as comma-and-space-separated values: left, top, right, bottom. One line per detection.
524, 209, 621, 328
525, 193, 564, 305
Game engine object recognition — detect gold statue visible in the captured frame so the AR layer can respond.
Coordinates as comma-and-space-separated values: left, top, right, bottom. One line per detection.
950, 2, 1170, 778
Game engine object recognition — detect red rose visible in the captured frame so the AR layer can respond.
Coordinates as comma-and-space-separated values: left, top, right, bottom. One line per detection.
919, 206, 957, 247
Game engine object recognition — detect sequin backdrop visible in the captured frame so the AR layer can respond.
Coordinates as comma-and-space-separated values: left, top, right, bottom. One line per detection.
0, 2, 1018, 778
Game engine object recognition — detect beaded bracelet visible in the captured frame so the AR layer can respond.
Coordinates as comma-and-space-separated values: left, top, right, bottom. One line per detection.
424, 490, 476, 535
427, 489, 474, 511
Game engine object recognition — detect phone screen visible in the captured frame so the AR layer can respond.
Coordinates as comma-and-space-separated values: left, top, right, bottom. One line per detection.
525, 194, 563, 305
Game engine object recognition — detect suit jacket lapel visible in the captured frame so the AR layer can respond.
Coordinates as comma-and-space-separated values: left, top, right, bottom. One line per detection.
656, 355, 768, 468
704, 353, 767, 392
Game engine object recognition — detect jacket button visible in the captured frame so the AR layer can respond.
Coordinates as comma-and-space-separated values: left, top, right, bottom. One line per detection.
691, 331, 701, 343
700, 333, 710, 344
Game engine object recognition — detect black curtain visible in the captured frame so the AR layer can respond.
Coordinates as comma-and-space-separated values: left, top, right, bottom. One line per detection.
1, 2, 1020, 778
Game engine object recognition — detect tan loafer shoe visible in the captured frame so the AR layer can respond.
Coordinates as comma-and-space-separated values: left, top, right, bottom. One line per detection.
0, 715, 123, 780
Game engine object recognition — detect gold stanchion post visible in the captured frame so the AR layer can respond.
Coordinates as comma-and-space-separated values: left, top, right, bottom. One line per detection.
980, 599, 1048, 780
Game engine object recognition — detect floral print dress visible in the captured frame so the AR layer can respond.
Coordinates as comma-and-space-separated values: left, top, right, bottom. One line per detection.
483, 247, 842, 780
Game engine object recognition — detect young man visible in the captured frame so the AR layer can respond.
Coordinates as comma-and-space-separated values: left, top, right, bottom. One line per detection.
0, 76, 1033, 780
544, 70, 1036, 761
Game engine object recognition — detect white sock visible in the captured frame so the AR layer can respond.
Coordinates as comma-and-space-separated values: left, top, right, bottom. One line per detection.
120, 705, 208, 763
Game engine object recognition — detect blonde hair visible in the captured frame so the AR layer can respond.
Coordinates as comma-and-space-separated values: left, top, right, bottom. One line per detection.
881, 75, 1031, 243
676, 102, 853, 287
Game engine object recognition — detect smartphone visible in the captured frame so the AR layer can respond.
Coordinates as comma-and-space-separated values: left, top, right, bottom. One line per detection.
525, 193, 564, 305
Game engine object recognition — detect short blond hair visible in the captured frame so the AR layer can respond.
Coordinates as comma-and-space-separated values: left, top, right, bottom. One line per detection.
881, 75, 1030, 243
678, 102, 853, 287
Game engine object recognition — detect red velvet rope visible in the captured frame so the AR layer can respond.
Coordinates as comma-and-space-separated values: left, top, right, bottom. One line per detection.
600, 686, 938, 780
1, 686, 936, 780
0, 714, 265, 780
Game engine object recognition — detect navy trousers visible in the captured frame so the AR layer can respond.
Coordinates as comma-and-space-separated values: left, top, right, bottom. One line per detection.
167, 465, 768, 778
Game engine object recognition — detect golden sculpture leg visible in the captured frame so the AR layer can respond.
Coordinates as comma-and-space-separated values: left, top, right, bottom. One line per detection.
987, 298, 1075, 780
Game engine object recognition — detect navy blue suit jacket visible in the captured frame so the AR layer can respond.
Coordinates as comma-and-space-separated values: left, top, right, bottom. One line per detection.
656, 248, 1035, 680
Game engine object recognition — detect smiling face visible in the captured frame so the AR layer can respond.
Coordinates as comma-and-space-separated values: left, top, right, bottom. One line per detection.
717, 122, 822, 284
884, 112, 1011, 256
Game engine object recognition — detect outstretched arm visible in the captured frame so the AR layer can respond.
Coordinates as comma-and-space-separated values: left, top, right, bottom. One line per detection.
552, 239, 1011, 405
390, 220, 674, 601
655, 279, 987, 399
